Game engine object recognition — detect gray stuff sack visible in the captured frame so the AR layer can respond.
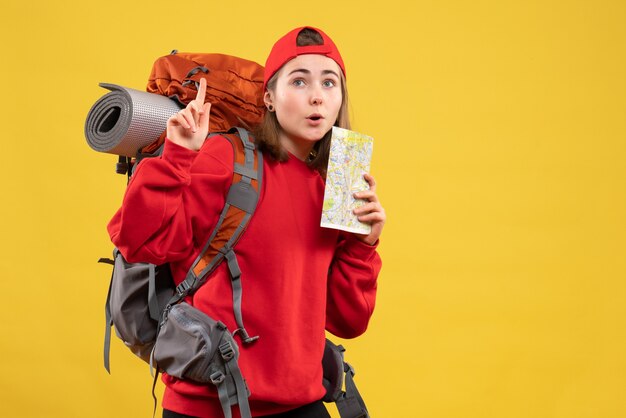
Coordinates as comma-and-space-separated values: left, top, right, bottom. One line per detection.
104, 249, 174, 367
102, 250, 252, 418
154, 302, 251, 418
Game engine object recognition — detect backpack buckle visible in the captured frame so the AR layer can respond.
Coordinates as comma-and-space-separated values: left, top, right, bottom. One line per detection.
219, 341, 235, 361
175, 282, 189, 296
210, 371, 225, 385
175, 277, 195, 296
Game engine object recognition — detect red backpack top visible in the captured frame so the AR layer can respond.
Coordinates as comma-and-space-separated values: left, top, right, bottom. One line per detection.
142, 51, 265, 153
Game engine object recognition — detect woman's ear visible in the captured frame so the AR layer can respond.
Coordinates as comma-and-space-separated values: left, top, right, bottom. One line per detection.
263, 90, 273, 109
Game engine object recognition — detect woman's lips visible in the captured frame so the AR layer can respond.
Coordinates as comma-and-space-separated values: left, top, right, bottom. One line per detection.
307, 114, 324, 126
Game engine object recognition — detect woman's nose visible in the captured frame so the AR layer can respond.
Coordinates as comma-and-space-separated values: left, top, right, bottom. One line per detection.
311, 93, 323, 106
310, 85, 323, 105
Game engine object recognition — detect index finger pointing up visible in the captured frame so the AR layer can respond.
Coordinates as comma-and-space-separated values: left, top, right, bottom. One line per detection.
195, 77, 207, 105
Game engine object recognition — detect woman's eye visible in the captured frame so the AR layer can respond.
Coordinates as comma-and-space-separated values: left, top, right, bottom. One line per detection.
292, 79, 305, 87
323, 80, 336, 88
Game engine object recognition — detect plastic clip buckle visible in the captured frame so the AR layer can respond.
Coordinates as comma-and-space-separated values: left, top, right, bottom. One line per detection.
219, 341, 235, 361
176, 280, 192, 296
210, 371, 225, 385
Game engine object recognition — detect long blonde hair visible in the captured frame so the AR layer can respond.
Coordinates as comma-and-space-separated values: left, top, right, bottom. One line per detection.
253, 28, 351, 176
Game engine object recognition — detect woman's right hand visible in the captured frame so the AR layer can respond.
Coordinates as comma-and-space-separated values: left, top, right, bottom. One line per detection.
166, 77, 211, 151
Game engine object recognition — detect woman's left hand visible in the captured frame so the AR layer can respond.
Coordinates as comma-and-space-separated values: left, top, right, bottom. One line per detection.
353, 173, 386, 245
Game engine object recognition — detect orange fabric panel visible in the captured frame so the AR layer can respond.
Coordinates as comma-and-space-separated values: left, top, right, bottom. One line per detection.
191, 133, 259, 277
192, 205, 248, 276
147, 52, 264, 134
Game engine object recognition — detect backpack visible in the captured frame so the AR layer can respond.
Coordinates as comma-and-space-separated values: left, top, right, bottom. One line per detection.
91, 51, 265, 176
141, 50, 265, 155
97, 52, 370, 418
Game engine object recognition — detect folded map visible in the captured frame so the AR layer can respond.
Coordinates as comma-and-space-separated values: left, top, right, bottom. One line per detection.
321, 127, 374, 234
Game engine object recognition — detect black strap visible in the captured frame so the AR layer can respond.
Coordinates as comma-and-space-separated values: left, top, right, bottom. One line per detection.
151, 366, 160, 418
100, 251, 117, 374
147, 264, 160, 322
336, 362, 369, 418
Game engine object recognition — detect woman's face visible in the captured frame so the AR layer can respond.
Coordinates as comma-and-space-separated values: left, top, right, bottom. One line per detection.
266, 54, 343, 157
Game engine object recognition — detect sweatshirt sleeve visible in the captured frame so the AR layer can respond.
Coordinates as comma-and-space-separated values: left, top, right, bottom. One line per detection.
107, 137, 234, 265
326, 233, 382, 338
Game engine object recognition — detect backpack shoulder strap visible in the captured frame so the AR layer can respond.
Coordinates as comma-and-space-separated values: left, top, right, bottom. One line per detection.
168, 127, 263, 343
323, 339, 370, 418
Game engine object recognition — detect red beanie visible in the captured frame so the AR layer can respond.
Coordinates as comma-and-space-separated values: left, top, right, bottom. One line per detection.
263, 26, 346, 91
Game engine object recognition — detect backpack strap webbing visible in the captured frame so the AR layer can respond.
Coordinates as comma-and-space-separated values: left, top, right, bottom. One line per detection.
336, 361, 370, 418
326, 341, 370, 418
169, 127, 263, 344
100, 253, 116, 374
210, 340, 252, 418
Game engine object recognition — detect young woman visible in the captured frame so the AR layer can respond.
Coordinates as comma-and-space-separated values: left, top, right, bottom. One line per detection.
108, 26, 385, 418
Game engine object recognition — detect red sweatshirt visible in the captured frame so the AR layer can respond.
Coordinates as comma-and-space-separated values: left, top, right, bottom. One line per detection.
108, 135, 381, 417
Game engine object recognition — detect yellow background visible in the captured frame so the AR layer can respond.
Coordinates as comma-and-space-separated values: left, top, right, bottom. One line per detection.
1, 0, 625, 417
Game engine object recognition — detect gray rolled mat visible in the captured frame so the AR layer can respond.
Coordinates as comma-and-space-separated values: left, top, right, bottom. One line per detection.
84, 83, 182, 157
